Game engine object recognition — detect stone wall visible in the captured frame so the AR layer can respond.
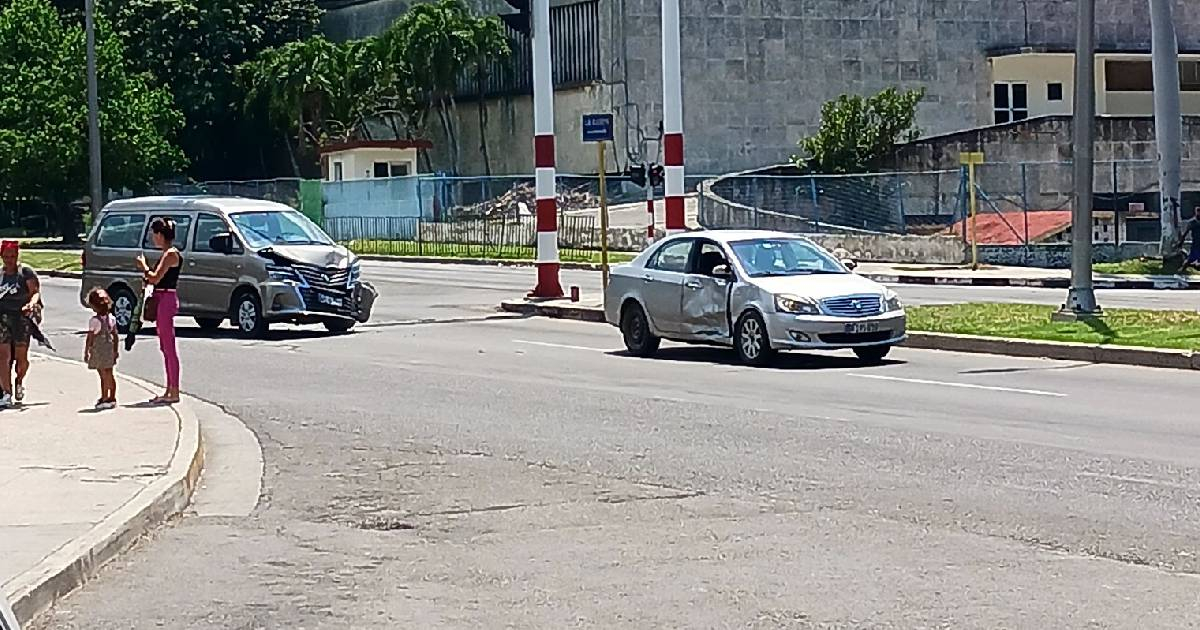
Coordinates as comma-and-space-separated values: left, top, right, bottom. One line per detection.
979, 242, 1160, 268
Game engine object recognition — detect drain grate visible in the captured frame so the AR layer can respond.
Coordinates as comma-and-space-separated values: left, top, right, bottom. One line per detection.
356, 516, 417, 531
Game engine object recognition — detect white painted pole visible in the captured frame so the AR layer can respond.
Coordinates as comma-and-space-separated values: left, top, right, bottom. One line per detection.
1149, 0, 1184, 266
529, 0, 562, 298
661, 0, 686, 234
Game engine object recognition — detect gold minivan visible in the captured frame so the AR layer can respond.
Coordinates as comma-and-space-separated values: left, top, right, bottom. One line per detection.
80, 196, 377, 337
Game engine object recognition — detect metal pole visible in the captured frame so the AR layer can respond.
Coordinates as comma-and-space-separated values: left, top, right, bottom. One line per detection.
598, 142, 610, 294
1149, 0, 1183, 267
969, 162, 979, 270
645, 161, 655, 245
85, 0, 102, 218
528, 0, 563, 298
661, 0, 686, 234
1059, 0, 1100, 316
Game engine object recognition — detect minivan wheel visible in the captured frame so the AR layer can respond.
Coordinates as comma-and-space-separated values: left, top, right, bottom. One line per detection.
620, 303, 660, 357
109, 285, 137, 335
232, 291, 267, 338
853, 345, 892, 364
734, 311, 775, 366
323, 319, 354, 334
195, 317, 223, 332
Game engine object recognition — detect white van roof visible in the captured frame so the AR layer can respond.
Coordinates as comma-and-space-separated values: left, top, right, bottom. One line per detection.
102, 196, 294, 215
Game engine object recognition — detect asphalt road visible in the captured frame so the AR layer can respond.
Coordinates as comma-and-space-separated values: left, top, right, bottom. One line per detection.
26, 263, 1200, 629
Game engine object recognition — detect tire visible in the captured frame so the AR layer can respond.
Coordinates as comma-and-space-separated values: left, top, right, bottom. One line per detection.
323, 319, 355, 334
195, 317, 223, 332
853, 345, 892, 364
734, 310, 775, 366
620, 302, 660, 357
231, 290, 268, 338
109, 285, 137, 335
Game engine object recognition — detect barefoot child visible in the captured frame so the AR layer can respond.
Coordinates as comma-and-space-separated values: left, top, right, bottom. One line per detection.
85, 288, 119, 410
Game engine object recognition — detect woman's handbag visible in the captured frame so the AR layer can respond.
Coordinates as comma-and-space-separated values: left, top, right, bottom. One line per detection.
142, 285, 158, 323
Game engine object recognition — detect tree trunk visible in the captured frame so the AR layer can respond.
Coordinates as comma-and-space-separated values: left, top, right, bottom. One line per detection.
1150, 0, 1185, 271
436, 97, 461, 175
284, 131, 301, 178
477, 72, 492, 176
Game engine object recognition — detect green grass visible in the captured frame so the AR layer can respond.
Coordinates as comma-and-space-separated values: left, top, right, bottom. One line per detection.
23, 250, 82, 272
1093, 258, 1198, 276
343, 240, 636, 265
908, 303, 1200, 351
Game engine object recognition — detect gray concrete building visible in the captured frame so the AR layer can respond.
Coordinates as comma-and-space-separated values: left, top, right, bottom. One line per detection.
319, 0, 1200, 176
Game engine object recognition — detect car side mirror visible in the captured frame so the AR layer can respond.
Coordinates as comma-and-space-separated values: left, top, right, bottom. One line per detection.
209, 233, 234, 254
841, 259, 858, 271
711, 264, 733, 279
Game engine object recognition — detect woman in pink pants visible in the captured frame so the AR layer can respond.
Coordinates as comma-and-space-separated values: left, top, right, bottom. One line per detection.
137, 217, 182, 405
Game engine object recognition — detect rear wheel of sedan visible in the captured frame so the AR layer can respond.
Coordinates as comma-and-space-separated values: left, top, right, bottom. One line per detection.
853, 345, 892, 364
734, 310, 775, 367
621, 303, 660, 357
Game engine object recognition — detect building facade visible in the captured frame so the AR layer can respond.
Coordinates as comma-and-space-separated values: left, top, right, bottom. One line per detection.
319, 0, 1200, 176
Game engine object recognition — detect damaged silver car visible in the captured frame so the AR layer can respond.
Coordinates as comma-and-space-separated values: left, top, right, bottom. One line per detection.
603, 230, 905, 366
81, 196, 377, 338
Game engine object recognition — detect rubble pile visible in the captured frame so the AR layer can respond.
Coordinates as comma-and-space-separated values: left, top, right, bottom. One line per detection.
457, 183, 600, 218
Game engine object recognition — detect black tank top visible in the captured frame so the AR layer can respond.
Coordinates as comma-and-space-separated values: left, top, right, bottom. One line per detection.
158, 253, 181, 290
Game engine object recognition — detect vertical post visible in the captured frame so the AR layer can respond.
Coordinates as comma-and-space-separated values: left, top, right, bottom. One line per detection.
645, 162, 655, 244
968, 162, 979, 270
529, 0, 563, 298
1112, 161, 1121, 247
1149, 0, 1183, 266
661, 0, 686, 234
1059, 0, 1100, 316
598, 142, 610, 294
809, 177, 820, 232
85, 0, 102, 218
1021, 163, 1030, 247
896, 173, 906, 234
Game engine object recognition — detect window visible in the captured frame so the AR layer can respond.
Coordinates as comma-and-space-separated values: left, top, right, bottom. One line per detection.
648, 239, 693, 273
390, 162, 410, 177
373, 162, 390, 178
94, 213, 146, 249
691, 242, 728, 276
1047, 82, 1064, 102
1182, 60, 1200, 92
193, 213, 236, 253
729, 238, 846, 278
1106, 60, 1154, 91
230, 210, 333, 249
993, 83, 1029, 124
142, 214, 193, 250
332, 161, 344, 182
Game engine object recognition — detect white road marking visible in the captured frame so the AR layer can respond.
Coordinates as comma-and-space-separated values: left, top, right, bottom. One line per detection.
849, 373, 1066, 398
512, 339, 610, 352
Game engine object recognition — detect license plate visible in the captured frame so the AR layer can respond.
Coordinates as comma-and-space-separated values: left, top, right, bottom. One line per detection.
845, 322, 879, 334
318, 293, 343, 308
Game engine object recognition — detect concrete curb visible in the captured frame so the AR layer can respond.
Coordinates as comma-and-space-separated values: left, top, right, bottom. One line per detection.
500, 301, 1200, 371
6, 356, 205, 626
40, 270, 83, 280
860, 272, 1200, 291
358, 255, 608, 272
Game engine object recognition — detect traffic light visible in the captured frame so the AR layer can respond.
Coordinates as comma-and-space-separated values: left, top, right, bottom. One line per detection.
625, 164, 647, 188
500, 0, 530, 35
648, 164, 664, 188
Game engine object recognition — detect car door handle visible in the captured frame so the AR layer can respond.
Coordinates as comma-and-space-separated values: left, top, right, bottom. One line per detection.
643, 274, 653, 283
684, 280, 702, 289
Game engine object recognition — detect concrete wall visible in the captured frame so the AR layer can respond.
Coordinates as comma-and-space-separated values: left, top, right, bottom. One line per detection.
979, 242, 1159, 268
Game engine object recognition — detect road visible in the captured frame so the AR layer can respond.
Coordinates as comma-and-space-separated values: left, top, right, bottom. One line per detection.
27, 262, 1200, 629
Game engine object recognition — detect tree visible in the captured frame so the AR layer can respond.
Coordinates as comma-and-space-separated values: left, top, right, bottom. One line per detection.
109, 0, 322, 180
792, 87, 925, 174
0, 0, 185, 240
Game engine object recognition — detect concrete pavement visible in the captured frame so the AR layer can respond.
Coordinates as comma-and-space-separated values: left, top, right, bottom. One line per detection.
1, 356, 203, 626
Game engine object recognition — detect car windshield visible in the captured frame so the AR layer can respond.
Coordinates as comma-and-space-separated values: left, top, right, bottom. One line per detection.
729, 238, 847, 277
231, 210, 333, 248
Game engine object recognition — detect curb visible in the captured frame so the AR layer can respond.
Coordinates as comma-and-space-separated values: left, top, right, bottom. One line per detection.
5, 357, 205, 626
860, 273, 1200, 291
500, 301, 1200, 371
358, 255, 608, 272
40, 270, 82, 280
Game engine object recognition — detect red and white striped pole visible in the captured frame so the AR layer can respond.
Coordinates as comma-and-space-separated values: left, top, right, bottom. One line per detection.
661, 0, 686, 235
645, 162, 655, 244
529, 0, 562, 298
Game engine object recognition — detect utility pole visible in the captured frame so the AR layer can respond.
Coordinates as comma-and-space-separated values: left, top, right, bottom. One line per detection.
1149, 0, 1183, 269
85, 0, 102, 217
1058, 0, 1101, 318
661, 0, 686, 234
527, 0, 563, 298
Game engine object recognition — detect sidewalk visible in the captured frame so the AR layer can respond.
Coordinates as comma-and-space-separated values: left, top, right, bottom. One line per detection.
0, 355, 203, 626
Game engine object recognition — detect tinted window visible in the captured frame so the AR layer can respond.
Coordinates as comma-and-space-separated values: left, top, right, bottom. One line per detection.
94, 213, 146, 249
193, 213, 233, 253
648, 239, 693, 273
691, 242, 729, 275
142, 214, 193, 250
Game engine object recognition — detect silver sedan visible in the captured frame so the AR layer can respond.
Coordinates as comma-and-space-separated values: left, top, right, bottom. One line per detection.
603, 230, 906, 365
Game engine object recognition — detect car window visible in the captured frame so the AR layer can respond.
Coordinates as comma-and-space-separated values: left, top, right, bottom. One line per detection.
142, 214, 193, 251
94, 213, 146, 249
648, 239, 693, 273
729, 238, 846, 277
193, 213, 234, 253
690, 241, 729, 276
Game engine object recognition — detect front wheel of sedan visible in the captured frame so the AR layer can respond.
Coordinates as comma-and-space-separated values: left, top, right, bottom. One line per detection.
734, 311, 775, 367
621, 303, 661, 358
853, 344, 892, 364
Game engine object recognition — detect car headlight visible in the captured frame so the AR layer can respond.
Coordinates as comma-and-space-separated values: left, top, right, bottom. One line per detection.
884, 289, 903, 312
348, 262, 361, 288
775, 294, 820, 315
267, 264, 305, 285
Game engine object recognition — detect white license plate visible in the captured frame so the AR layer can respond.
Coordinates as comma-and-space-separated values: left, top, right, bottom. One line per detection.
845, 322, 879, 334
318, 294, 343, 308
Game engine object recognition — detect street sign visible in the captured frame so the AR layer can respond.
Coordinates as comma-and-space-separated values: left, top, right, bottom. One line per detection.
959, 151, 984, 165
582, 113, 614, 143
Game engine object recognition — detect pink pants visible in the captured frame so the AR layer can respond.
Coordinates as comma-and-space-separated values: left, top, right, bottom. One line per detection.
155, 291, 180, 389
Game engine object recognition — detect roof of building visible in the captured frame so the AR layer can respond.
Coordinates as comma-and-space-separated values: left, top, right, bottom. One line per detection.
940, 210, 1072, 245
321, 139, 433, 154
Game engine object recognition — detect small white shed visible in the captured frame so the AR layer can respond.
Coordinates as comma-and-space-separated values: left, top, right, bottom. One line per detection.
320, 139, 432, 181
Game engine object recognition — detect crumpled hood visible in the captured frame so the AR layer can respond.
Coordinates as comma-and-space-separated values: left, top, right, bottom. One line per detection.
748, 272, 887, 300
258, 244, 355, 268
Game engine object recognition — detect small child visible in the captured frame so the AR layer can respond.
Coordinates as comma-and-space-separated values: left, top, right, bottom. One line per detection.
85, 288, 119, 410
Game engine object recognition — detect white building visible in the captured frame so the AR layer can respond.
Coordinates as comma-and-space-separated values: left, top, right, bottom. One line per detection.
320, 139, 432, 182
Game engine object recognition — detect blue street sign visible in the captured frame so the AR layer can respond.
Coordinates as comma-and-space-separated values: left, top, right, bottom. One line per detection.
582, 113, 614, 143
